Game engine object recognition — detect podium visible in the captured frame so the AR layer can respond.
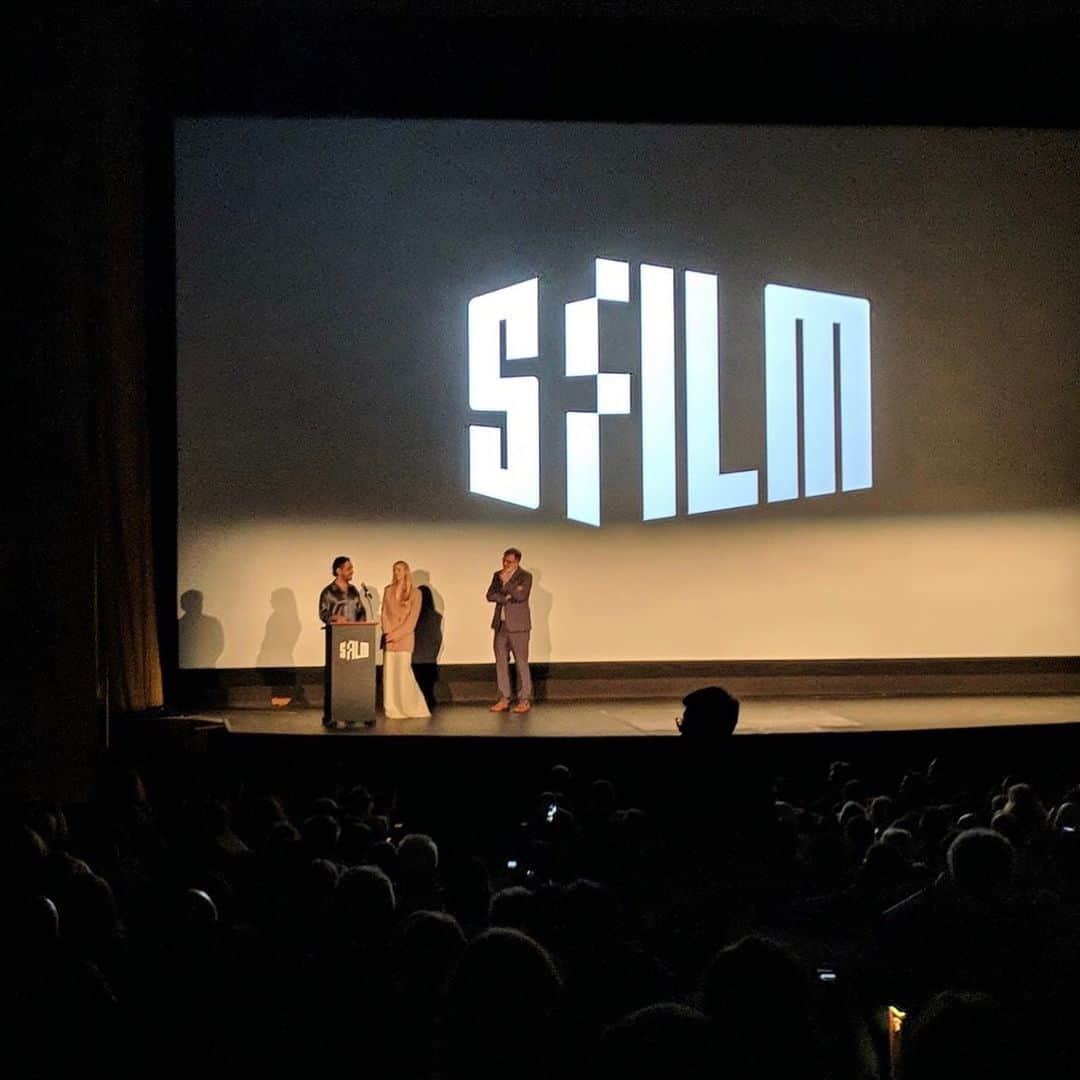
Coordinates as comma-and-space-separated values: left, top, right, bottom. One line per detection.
323, 622, 378, 728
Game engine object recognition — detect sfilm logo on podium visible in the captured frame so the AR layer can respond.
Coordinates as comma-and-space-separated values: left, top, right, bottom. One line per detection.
339, 640, 370, 661
467, 259, 872, 526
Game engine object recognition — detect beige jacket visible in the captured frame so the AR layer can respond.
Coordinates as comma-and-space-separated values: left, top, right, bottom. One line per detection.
381, 585, 422, 653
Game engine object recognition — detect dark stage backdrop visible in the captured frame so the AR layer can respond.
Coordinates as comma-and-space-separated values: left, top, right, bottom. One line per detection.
175, 119, 1079, 668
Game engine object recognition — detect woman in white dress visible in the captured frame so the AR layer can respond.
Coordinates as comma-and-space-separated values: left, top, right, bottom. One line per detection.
380, 561, 431, 719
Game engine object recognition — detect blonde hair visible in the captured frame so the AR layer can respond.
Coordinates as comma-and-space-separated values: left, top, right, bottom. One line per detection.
392, 560, 413, 603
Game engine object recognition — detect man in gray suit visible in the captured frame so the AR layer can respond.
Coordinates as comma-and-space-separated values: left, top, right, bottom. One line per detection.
487, 547, 533, 713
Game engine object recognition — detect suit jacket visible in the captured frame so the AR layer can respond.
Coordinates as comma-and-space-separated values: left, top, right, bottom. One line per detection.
380, 584, 422, 653
487, 568, 532, 632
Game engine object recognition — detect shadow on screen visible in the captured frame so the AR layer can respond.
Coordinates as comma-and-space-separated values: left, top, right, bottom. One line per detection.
529, 566, 552, 662
257, 587, 310, 705
411, 573, 444, 710
178, 588, 225, 668
256, 587, 302, 667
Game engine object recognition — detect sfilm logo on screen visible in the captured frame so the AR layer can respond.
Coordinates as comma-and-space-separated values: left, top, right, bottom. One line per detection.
467, 259, 871, 526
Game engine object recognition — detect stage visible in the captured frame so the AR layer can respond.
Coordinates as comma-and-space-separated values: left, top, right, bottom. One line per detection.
118, 693, 1078, 840
181, 694, 1080, 739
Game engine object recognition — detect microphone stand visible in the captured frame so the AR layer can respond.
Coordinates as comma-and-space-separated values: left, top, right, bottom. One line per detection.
361, 582, 376, 622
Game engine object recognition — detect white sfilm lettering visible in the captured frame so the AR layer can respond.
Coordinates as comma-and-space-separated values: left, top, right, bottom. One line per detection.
467, 261, 871, 524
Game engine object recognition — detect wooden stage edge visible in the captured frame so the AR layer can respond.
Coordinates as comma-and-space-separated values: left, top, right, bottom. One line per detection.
176, 694, 1080, 740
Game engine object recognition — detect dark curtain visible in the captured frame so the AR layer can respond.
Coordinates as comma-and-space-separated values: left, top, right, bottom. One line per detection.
5, 4, 163, 797
87, 6, 164, 712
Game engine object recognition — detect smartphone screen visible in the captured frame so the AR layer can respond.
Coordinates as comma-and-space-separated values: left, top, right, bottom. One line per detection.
887, 1005, 906, 1079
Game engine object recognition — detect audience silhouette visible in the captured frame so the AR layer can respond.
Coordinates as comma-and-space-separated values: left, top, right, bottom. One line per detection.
4, 714, 1078, 1080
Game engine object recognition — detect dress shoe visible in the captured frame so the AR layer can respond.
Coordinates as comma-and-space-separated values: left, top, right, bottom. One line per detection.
489, 700, 511, 712
512, 700, 532, 714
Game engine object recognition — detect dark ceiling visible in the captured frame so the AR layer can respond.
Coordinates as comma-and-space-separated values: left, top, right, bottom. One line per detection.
146, 2, 1079, 125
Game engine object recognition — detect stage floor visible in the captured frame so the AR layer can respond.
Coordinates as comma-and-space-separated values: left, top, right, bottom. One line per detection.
196, 694, 1079, 738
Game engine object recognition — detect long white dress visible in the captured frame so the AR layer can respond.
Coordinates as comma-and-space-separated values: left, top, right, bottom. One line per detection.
381, 585, 431, 719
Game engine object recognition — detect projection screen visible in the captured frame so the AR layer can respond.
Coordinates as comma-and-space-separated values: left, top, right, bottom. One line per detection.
175, 119, 1079, 668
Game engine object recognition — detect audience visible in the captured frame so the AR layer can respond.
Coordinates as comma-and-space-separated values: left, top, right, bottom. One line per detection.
442, 927, 563, 1080
597, 1003, 716, 1080
4, 717, 1077, 1080
898, 990, 1018, 1080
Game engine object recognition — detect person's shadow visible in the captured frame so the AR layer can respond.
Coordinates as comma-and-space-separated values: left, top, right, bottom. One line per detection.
528, 566, 553, 663
256, 587, 301, 668
178, 589, 225, 668
411, 571, 444, 710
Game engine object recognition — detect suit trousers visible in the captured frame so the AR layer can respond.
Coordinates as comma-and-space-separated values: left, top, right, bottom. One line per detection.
494, 623, 532, 703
